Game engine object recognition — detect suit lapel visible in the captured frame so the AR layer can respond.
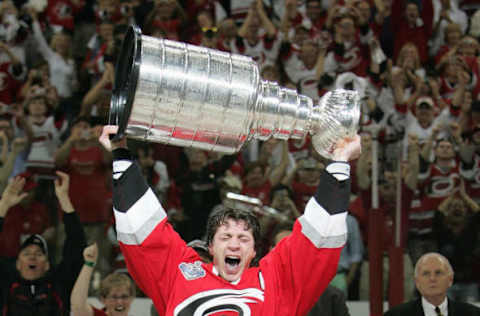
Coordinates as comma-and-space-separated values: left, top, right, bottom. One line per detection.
447, 298, 454, 316
415, 299, 426, 316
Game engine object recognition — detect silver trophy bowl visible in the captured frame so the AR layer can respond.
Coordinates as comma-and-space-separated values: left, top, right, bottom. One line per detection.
110, 25, 360, 159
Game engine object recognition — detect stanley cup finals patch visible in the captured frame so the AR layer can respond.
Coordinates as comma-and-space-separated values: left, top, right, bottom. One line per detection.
179, 261, 206, 280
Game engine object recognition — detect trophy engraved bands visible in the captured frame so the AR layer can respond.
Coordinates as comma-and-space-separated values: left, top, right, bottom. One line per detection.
110, 25, 360, 159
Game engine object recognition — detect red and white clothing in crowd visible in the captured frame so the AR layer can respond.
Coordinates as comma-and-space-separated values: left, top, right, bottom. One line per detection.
288, 136, 311, 162
408, 189, 434, 236
0, 201, 50, 258
355, 184, 413, 249
32, 21, 77, 98
0, 15, 27, 66
64, 145, 111, 224
83, 36, 109, 80
402, 109, 445, 151
391, 0, 433, 63
418, 159, 462, 211
291, 181, 316, 213
439, 57, 479, 102
429, 0, 468, 56
286, 11, 328, 40
0, 62, 25, 105
230, 32, 283, 70
111, 148, 349, 316
323, 31, 372, 79
93, 306, 107, 316
45, 0, 85, 32
281, 44, 321, 102
461, 154, 480, 204
25, 116, 67, 174
410, 158, 461, 237
214, 0, 254, 25
241, 180, 272, 206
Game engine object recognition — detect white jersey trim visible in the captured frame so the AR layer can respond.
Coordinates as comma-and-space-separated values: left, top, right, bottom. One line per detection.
299, 197, 347, 248
114, 188, 166, 244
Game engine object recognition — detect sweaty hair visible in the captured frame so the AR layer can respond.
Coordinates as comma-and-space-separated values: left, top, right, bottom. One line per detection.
206, 207, 261, 252
99, 273, 136, 298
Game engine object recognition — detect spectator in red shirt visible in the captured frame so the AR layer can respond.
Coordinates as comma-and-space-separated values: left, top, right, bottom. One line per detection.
242, 140, 289, 205
434, 22, 463, 66
391, 0, 433, 64
54, 116, 112, 275
282, 157, 323, 212
144, 0, 185, 41
0, 41, 25, 106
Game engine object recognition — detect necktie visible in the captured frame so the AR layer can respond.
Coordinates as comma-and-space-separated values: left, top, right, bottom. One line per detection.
435, 306, 443, 316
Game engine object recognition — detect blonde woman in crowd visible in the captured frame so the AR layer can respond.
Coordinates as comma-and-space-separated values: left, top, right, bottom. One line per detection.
71, 243, 136, 316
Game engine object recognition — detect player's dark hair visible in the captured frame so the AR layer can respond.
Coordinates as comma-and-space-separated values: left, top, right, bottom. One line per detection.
206, 207, 261, 253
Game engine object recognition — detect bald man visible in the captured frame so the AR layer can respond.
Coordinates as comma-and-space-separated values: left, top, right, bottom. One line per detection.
384, 252, 480, 316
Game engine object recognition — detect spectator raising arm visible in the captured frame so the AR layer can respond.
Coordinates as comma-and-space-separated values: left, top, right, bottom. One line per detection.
0, 176, 28, 219
52, 171, 87, 312
0, 137, 27, 192
71, 243, 99, 316
80, 62, 114, 117
255, 0, 276, 38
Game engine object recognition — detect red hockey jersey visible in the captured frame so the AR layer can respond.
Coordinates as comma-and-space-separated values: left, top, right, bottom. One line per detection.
111, 149, 349, 316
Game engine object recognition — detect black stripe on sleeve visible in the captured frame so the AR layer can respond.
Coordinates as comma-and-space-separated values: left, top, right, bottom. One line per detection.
112, 148, 133, 161
314, 170, 350, 215
113, 162, 149, 213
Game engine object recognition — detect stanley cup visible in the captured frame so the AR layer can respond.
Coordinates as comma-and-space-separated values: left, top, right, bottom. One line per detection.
109, 25, 360, 159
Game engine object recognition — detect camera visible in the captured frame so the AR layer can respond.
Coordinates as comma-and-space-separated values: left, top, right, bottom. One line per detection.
97, 9, 110, 21
58, 5, 72, 17
202, 27, 218, 39
120, 4, 131, 16
18, 13, 33, 28
31, 76, 43, 86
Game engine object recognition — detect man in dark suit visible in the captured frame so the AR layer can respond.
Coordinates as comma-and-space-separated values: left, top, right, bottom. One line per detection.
384, 252, 480, 316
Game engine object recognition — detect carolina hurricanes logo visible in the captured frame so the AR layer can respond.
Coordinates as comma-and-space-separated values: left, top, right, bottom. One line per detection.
429, 174, 460, 197
174, 288, 264, 316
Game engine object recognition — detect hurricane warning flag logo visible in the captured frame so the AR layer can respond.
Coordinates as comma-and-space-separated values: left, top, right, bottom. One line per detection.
174, 288, 264, 316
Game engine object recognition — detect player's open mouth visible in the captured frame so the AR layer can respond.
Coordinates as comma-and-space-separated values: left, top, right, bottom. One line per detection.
28, 264, 37, 270
225, 256, 240, 268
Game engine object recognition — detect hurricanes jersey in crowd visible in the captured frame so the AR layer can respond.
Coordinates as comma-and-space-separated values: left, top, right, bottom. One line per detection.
111, 148, 350, 316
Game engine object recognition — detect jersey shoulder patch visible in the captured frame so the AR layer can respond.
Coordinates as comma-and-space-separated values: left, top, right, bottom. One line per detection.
179, 261, 206, 281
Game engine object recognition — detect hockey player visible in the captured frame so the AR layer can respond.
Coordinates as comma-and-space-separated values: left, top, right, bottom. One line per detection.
99, 125, 361, 316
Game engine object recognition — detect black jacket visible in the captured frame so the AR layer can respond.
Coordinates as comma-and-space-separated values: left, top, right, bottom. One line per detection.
0, 212, 86, 316
307, 285, 350, 316
384, 298, 480, 316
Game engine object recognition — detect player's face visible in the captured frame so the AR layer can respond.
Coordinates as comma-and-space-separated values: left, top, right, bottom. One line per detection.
16, 245, 50, 280
209, 219, 256, 282
415, 257, 452, 301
